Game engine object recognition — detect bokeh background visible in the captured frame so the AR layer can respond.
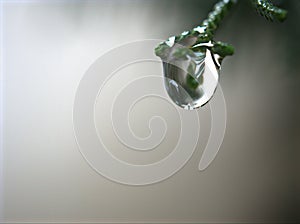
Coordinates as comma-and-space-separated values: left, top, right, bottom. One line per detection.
1, 0, 299, 223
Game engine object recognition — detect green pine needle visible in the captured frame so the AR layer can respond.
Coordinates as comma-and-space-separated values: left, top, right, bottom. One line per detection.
252, 0, 287, 22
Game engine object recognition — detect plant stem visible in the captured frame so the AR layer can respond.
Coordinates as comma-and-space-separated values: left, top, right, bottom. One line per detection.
193, 0, 237, 44
155, 0, 237, 59
154, 0, 287, 60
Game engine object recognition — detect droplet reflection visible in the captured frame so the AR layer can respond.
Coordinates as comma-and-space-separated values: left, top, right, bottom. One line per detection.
162, 40, 220, 110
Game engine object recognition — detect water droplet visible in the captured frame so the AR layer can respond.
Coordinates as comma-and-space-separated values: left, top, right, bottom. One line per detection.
161, 39, 221, 110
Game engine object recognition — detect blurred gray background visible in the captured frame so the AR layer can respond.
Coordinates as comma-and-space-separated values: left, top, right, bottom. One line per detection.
2, 0, 299, 223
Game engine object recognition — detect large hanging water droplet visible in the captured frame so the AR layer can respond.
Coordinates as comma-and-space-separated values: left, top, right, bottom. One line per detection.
160, 37, 221, 110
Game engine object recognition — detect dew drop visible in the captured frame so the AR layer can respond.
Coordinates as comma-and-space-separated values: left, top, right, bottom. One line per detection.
160, 38, 221, 110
